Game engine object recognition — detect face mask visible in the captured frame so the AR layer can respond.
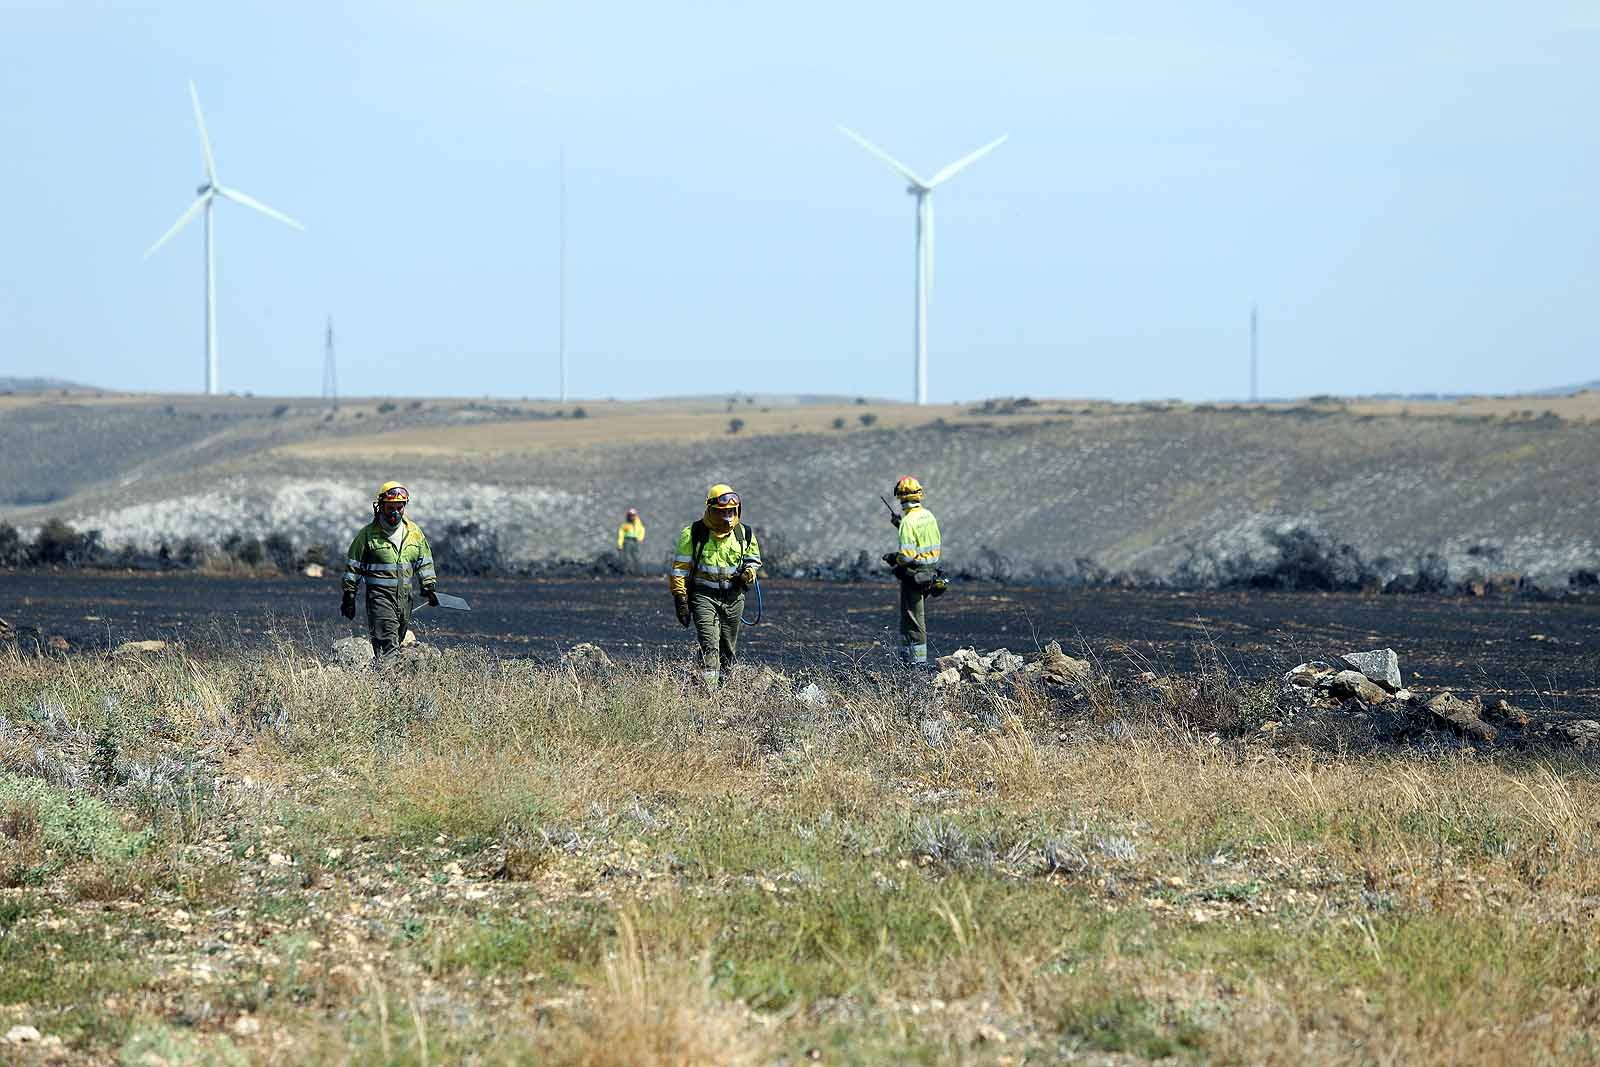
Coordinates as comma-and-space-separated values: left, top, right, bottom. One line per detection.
381, 509, 402, 527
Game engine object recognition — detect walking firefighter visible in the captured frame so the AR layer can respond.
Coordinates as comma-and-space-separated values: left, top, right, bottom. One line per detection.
341, 481, 438, 657
669, 484, 762, 689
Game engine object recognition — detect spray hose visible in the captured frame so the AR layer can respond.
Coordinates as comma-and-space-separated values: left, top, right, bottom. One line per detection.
741, 576, 764, 626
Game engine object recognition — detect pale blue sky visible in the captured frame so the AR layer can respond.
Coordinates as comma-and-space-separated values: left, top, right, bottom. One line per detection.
2, 1, 1597, 402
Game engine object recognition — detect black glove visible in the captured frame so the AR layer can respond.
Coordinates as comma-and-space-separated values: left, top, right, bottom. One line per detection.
340, 591, 356, 620
674, 595, 691, 627
425, 589, 440, 607
882, 552, 900, 568
890, 513, 901, 528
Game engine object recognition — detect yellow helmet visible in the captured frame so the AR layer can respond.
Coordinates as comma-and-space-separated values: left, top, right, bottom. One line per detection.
893, 475, 923, 502
704, 483, 740, 530
375, 481, 410, 505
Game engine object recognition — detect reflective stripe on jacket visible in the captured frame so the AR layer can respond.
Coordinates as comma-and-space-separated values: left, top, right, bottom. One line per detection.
617, 519, 646, 549
897, 505, 941, 570
343, 519, 436, 595
669, 524, 761, 597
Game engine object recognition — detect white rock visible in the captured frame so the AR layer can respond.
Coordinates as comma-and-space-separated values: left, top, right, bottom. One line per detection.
3, 1026, 41, 1044
1337, 648, 1403, 692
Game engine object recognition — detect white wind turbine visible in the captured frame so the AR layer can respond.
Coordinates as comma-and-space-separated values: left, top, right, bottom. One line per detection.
839, 126, 1006, 405
144, 81, 305, 395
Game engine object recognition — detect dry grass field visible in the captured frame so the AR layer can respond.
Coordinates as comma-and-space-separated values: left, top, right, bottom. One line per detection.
2, 642, 1598, 1064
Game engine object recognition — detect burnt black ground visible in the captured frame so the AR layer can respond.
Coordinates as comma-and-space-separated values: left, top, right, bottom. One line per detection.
6, 571, 1600, 714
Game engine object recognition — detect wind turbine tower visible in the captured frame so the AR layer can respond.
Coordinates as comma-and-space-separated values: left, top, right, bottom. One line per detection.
1250, 304, 1259, 404
558, 149, 567, 405
322, 315, 339, 411
839, 126, 1007, 405
144, 81, 305, 395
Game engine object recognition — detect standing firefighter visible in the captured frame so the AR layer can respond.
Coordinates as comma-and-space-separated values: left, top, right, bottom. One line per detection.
883, 475, 944, 666
341, 482, 438, 657
617, 507, 646, 573
669, 485, 761, 689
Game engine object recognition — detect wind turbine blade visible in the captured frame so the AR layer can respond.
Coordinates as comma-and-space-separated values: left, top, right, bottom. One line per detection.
217, 187, 305, 231
928, 134, 1008, 187
189, 80, 218, 184
143, 195, 209, 259
838, 125, 929, 188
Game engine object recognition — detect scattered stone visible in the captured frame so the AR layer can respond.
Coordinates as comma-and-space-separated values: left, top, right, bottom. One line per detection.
560, 642, 612, 672
1484, 699, 1532, 728
3, 1026, 41, 1045
981, 649, 1025, 675
114, 639, 170, 656
1283, 661, 1334, 688
401, 629, 417, 647
301, 562, 326, 578
231, 1015, 262, 1037
1392, 688, 1416, 703
935, 641, 1089, 688
331, 636, 374, 669
1424, 692, 1496, 742
1546, 719, 1600, 748
46, 635, 68, 653
1329, 670, 1387, 704
0, 616, 14, 641
937, 648, 987, 675
796, 683, 828, 709
1036, 641, 1092, 686
1336, 649, 1402, 692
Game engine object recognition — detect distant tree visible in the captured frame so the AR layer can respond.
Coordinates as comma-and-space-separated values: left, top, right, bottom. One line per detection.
377, 401, 397, 414
728, 418, 745, 434
572, 407, 588, 419
831, 417, 846, 430
858, 413, 878, 428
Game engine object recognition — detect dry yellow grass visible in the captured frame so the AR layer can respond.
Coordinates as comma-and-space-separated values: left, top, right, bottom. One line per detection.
3, 640, 1599, 1064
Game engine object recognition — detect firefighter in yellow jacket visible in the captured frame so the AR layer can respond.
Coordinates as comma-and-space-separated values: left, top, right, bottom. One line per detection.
669, 485, 761, 689
882, 476, 944, 666
616, 508, 645, 573
341, 481, 438, 656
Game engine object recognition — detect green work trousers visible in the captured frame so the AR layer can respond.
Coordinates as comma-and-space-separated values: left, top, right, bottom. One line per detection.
366, 588, 413, 657
690, 588, 744, 688
899, 575, 929, 665
621, 540, 643, 574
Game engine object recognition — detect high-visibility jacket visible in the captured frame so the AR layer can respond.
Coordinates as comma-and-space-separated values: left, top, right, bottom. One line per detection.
896, 504, 941, 575
343, 519, 436, 597
669, 523, 761, 597
617, 518, 645, 550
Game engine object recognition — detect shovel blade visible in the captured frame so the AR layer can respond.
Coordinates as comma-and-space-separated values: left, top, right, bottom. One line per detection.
422, 592, 471, 612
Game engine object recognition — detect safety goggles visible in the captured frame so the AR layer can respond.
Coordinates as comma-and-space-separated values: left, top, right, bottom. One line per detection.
710, 492, 740, 509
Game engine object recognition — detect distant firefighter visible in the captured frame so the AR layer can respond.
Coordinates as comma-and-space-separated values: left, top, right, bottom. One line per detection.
669, 485, 761, 690
617, 507, 646, 573
341, 481, 437, 657
882, 476, 946, 667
